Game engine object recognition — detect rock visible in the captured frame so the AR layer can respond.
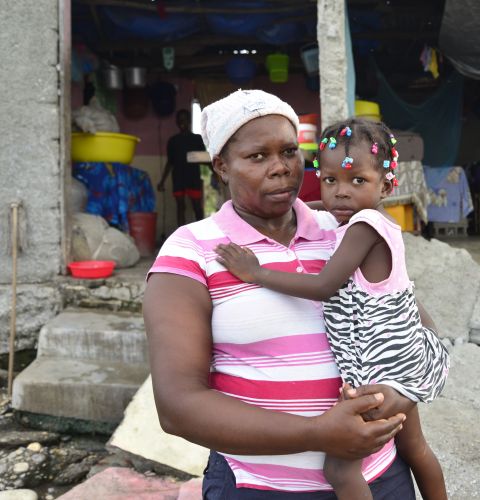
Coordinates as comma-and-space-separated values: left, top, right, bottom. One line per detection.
419, 342, 480, 499
56, 467, 181, 499
86, 452, 132, 479
440, 343, 480, 409
177, 478, 203, 499
404, 234, 480, 342
13, 462, 29, 474
53, 454, 101, 486
26, 443, 42, 453
0, 431, 60, 448
0, 446, 50, 488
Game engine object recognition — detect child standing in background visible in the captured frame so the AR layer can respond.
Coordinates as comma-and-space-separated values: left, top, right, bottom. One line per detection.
216, 118, 450, 500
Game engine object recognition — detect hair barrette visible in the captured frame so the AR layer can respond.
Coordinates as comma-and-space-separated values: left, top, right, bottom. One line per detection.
340, 126, 352, 137
319, 137, 328, 150
391, 147, 398, 159
390, 161, 398, 169
383, 160, 390, 169
328, 137, 337, 149
371, 142, 378, 154
341, 156, 353, 169
390, 134, 397, 145
393, 178, 399, 187
385, 172, 395, 181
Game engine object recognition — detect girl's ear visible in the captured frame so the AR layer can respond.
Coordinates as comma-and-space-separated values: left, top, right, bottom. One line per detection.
212, 155, 228, 185
381, 178, 394, 198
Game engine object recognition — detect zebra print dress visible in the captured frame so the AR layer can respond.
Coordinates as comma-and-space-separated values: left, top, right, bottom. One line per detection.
323, 210, 450, 403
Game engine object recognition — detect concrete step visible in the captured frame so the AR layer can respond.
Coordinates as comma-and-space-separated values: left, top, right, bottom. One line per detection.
12, 356, 149, 423
37, 309, 147, 363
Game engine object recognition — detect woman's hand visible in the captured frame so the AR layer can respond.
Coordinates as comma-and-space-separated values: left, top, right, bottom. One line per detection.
216, 243, 263, 283
317, 392, 406, 460
344, 383, 415, 421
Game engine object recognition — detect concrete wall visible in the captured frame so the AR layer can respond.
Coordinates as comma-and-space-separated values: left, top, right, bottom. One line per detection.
0, 0, 63, 284
0, 0, 64, 353
317, 0, 349, 128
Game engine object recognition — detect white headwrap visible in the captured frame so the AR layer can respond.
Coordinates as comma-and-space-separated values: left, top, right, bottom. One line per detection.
200, 89, 299, 158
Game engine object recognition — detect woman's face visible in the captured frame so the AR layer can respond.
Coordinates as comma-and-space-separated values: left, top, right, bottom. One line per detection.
214, 115, 304, 219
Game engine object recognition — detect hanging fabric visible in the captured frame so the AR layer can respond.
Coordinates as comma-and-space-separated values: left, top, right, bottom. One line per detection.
375, 68, 463, 167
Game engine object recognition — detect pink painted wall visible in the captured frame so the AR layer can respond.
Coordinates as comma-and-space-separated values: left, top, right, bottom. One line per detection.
72, 73, 321, 156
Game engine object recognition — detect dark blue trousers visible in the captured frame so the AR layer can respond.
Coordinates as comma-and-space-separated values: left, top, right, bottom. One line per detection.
202, 451, 415, 499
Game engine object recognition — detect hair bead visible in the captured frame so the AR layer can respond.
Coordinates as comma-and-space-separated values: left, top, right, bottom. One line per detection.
341, 156, 353, 169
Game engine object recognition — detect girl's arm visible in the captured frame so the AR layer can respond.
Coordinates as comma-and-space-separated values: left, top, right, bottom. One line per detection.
216, 222, 382, 301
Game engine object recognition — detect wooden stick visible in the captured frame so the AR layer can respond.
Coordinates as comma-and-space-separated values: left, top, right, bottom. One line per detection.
7, 203, 19, 399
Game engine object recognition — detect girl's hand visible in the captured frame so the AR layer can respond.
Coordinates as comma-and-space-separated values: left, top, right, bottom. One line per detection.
345, 384, 415, 421
215, 243, 262, 283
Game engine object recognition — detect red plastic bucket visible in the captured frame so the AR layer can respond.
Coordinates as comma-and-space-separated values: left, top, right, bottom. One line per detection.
127, 212, 157, 257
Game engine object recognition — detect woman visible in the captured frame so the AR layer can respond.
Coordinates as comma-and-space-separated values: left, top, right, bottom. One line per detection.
143, 90, 416, 498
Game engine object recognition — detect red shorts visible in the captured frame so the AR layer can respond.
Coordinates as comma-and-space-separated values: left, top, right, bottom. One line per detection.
173, 188, 203, 200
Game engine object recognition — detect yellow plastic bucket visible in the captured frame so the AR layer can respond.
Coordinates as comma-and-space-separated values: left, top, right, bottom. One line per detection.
72, 132, 140, 164
354, 100, 381, 121
266, 54, 289, 83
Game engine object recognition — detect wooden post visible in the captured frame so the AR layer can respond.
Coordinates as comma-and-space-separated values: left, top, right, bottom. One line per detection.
59, 0, 72, 273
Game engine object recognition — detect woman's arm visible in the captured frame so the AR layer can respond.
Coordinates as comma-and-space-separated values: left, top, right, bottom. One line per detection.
144, 273, 405, 458
216, 222, 381, 301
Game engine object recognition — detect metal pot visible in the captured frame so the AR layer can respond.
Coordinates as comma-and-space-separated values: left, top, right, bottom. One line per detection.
102, 63, 123, 90
124, 66, 147, 88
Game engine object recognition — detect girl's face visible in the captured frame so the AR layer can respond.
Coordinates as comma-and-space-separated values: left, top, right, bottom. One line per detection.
213, 115, 304, 220
319, 143, 392, 224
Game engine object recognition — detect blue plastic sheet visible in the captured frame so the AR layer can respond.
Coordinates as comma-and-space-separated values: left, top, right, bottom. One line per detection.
100, 6, 200, 41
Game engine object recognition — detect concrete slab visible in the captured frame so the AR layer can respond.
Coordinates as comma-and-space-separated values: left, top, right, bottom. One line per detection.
0, 491, 38, 500
57, 467, 181, 500
12, 357, 149, 422
37, 309, 147, 363
109, 377, 209, 477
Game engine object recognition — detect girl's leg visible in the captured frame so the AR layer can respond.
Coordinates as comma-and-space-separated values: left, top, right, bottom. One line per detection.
324, 455, 372, 500
395, 405, 447, 500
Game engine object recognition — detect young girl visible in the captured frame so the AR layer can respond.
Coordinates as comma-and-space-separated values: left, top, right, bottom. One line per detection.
215, 118, 450, 500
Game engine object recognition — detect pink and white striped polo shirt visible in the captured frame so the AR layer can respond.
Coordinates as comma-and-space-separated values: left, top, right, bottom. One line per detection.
148, 199, 396, 492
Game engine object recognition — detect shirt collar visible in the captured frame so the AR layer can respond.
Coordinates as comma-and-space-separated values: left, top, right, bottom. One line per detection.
213, 199, 325, 245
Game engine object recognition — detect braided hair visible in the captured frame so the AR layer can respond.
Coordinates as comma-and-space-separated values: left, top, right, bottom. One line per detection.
316, 118, 399, 183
